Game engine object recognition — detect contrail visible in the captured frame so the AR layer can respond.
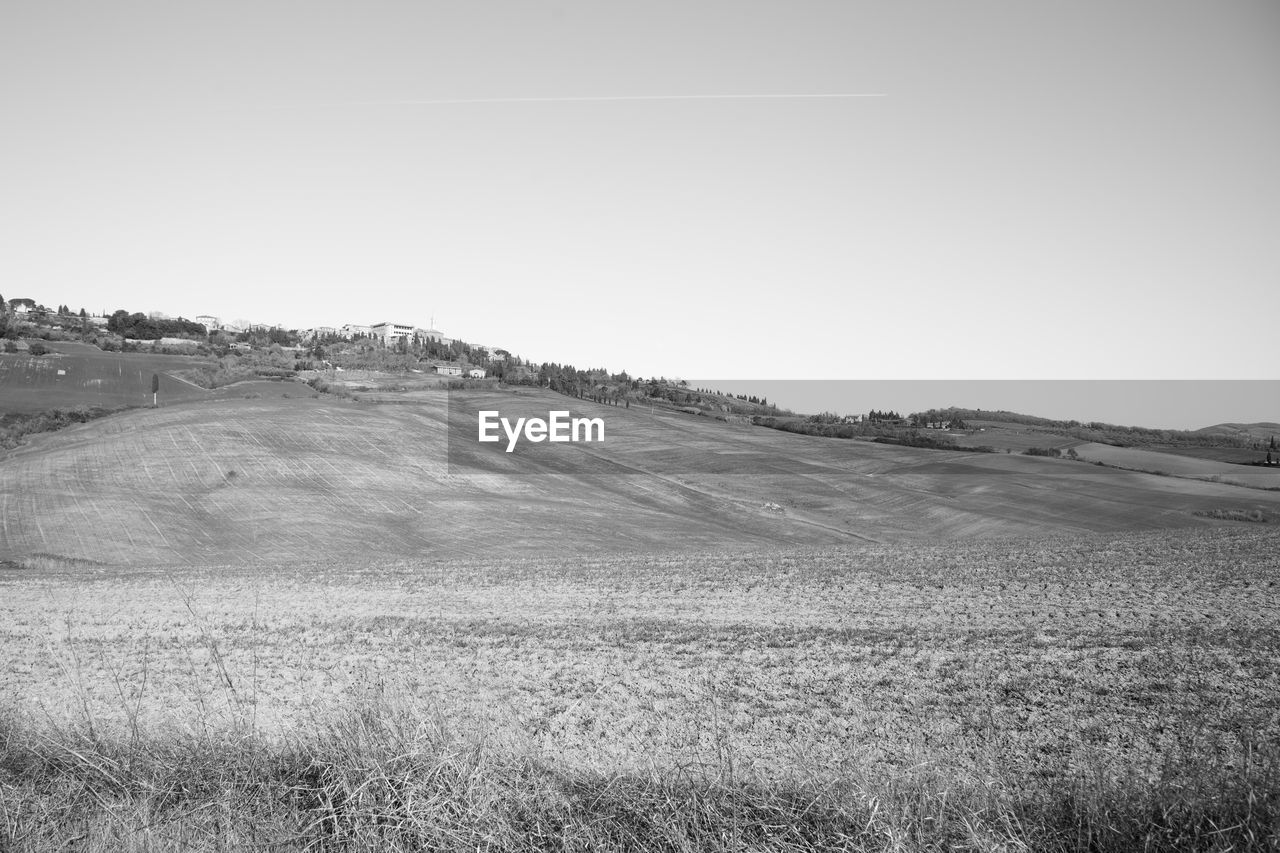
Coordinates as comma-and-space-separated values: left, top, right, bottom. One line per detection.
362, 93, 887, 106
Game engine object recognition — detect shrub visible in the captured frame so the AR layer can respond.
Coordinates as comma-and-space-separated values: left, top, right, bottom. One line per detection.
0, 405, 125, 450
1193, 508, 1268, 523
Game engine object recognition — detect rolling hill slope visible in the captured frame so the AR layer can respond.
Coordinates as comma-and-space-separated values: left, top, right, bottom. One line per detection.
2, 387, 1277, 567
0, 342, 220, 414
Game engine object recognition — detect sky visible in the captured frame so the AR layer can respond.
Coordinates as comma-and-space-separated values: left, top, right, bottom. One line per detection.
2, 2, 1278, 417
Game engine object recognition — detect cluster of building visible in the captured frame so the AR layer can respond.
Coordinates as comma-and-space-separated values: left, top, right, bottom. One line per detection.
194, 315, 461, 349
300, 321, 457, 347
194, 313, 534, 380
7, 299, 535, 381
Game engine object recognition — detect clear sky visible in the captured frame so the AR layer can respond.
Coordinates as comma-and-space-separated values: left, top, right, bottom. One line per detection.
3, 2, 1278, 400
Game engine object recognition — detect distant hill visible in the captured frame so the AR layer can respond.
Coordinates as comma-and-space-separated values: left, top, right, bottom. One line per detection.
1196, 423, 1280, 441
898, 408, 1274, 450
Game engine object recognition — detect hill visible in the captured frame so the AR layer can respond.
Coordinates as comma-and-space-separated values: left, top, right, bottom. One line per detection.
2, 387, 1277, 567
1196, 422, 1280, 441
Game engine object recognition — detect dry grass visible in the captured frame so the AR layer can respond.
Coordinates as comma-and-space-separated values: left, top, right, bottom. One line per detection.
5, 690, 1272, 852
2, 527, 1279, 849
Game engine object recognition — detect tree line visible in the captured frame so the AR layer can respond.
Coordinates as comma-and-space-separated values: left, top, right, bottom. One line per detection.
106, 310, 206, 340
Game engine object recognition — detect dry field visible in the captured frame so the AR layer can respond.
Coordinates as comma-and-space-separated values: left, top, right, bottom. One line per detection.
950, 425, 1080, 453
0, 343, 219, 414
3, 390, 1280, 849
2, 527, 1278, 849
4, 390, 1279, 567
1071, 442, 1280, 490
947, 426, 1279, 490
1145, 445, 1276, 465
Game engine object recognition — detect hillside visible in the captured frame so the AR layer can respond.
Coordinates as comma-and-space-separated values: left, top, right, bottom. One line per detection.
0, 341, 216, 414
1197, 422, 1280, 441
2, 387, 1277, 567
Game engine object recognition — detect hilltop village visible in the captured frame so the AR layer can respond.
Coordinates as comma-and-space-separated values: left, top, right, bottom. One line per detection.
0, 295, 549, 382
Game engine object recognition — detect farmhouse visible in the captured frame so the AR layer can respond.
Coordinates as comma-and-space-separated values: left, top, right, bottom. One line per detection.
194, 314, 219, 330
468, 368, 486, 379
433, 362, 463, 376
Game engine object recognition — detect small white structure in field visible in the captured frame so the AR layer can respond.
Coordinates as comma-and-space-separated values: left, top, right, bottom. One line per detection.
468, 368, 486, 379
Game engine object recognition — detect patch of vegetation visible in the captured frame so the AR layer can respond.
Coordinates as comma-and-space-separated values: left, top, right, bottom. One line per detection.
1193, 508, 1269, 523
106, 309, 206, 340
753, 418, 995, 452
178, 351, 298, 389
306, 376, 356, 399
3, 553, 107, 571
0, 405, 128, 451
753, 416, 863, 439
874, 433, 995, 452
1023, 446, 1063, 457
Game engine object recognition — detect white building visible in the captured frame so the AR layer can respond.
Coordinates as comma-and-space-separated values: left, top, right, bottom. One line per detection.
468, 368, 486, 379
434, 362, 463, 376
372, 322, 415, 344
195, 314, 219, 330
